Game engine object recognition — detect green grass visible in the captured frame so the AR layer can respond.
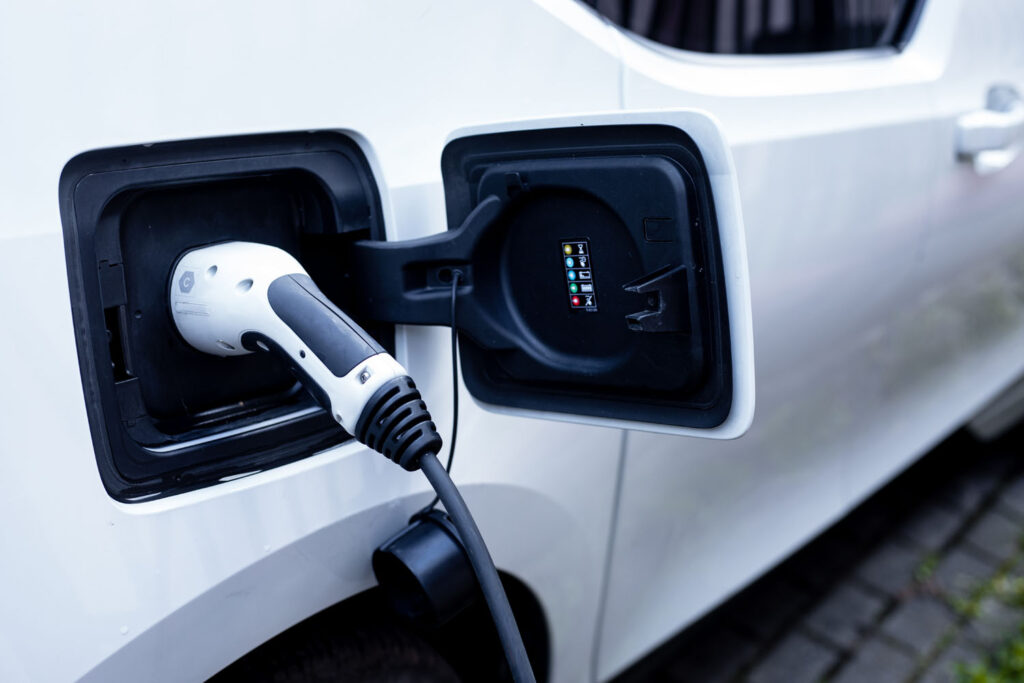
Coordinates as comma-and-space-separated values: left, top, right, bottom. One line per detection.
917, 553, 940, 582
956, 626, 1024, 683
936, 535, 1024, 682
951, 541, 1024, 683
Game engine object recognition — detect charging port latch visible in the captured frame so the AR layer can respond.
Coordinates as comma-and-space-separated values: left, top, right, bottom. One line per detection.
624, 265, 692, 334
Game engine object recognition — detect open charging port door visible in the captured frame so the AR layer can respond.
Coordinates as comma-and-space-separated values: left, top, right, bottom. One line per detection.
60, 112, 751, 502
350, 112, 754, 438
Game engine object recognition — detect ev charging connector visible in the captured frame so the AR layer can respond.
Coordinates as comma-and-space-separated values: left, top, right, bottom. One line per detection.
169, 241, 535, 683
170, 242, 436, 466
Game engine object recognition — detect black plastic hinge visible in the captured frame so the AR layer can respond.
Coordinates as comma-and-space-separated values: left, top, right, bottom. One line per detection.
346, 195, 506, 334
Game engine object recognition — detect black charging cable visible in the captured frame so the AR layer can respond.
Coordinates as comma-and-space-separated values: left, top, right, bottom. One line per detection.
356, 271, 534, 682
417, 450, 536, 683
408, 271, 535, 682
416, 271, 461, 517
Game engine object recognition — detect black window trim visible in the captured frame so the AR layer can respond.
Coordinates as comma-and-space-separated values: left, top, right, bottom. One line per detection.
581, 0, 928, 58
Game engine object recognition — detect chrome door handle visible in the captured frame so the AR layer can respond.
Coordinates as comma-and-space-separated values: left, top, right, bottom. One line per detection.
956, 85, 1024, 174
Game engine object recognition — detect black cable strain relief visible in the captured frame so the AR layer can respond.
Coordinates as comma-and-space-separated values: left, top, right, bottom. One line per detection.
355, 375, 443, 471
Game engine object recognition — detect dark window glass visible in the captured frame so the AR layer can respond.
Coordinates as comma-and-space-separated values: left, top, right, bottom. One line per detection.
582, 0, 924, 54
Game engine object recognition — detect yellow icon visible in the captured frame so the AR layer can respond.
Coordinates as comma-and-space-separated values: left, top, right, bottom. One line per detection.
563, 244, 573, 255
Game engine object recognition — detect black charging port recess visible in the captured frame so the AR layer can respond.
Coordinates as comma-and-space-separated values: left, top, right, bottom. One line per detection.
60, 133, 388, 501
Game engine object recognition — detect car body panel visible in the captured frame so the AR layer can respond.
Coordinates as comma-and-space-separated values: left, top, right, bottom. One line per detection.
0, 0, 1022, 681
598, 0, 1024, 676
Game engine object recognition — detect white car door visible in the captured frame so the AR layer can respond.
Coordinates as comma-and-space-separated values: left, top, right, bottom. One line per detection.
593, 0, 1024, 678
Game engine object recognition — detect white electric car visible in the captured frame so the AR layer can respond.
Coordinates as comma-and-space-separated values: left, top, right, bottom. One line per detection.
2, 0, 1023, 681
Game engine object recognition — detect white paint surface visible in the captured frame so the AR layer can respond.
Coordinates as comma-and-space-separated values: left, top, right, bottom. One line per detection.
0, 0, 1022, 681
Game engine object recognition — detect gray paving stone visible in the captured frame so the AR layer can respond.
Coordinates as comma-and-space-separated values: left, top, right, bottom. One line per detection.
855, 541, 923, 596
659, 627, 759, 683
830, 636, 917, 683
965, 508, 1024, 562
747, 631, 839, 683
933, 547, 998, 599
917, 640, 984, 683
802, 582, 886, 650
634, 439, 1024, 683
879, 598, 956, 657
962, 596, 1024, 649
898, 503, 964, 551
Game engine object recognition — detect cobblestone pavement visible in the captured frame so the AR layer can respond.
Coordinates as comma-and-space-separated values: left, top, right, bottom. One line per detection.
614, 426, 1024, 683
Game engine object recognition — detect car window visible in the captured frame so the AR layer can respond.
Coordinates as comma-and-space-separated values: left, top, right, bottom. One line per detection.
582, 0, 925, 54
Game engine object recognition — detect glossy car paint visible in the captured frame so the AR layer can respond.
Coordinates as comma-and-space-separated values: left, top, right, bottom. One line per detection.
0, 2, 1020, 683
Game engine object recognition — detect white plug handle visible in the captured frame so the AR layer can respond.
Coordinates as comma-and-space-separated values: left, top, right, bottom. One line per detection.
169, 241, 407, 432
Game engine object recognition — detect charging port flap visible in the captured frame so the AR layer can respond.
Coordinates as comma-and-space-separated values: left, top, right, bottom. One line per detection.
351, 113, 754, 438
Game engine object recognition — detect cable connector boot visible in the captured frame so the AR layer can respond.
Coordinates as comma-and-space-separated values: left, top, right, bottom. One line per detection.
355, 376, 443, 471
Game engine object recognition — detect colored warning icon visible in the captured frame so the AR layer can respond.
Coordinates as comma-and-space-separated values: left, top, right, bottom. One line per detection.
561, 238, 597, 312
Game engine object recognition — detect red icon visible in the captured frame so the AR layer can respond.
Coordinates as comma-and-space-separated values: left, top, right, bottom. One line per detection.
571, 295, 581, 306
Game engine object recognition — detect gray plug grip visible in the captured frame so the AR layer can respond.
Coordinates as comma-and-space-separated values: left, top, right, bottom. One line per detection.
266, 274, 385, 377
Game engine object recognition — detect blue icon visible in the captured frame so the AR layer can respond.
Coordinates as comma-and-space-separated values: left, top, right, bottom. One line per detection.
565, 257, 575, 268
567, 270, 577, 281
